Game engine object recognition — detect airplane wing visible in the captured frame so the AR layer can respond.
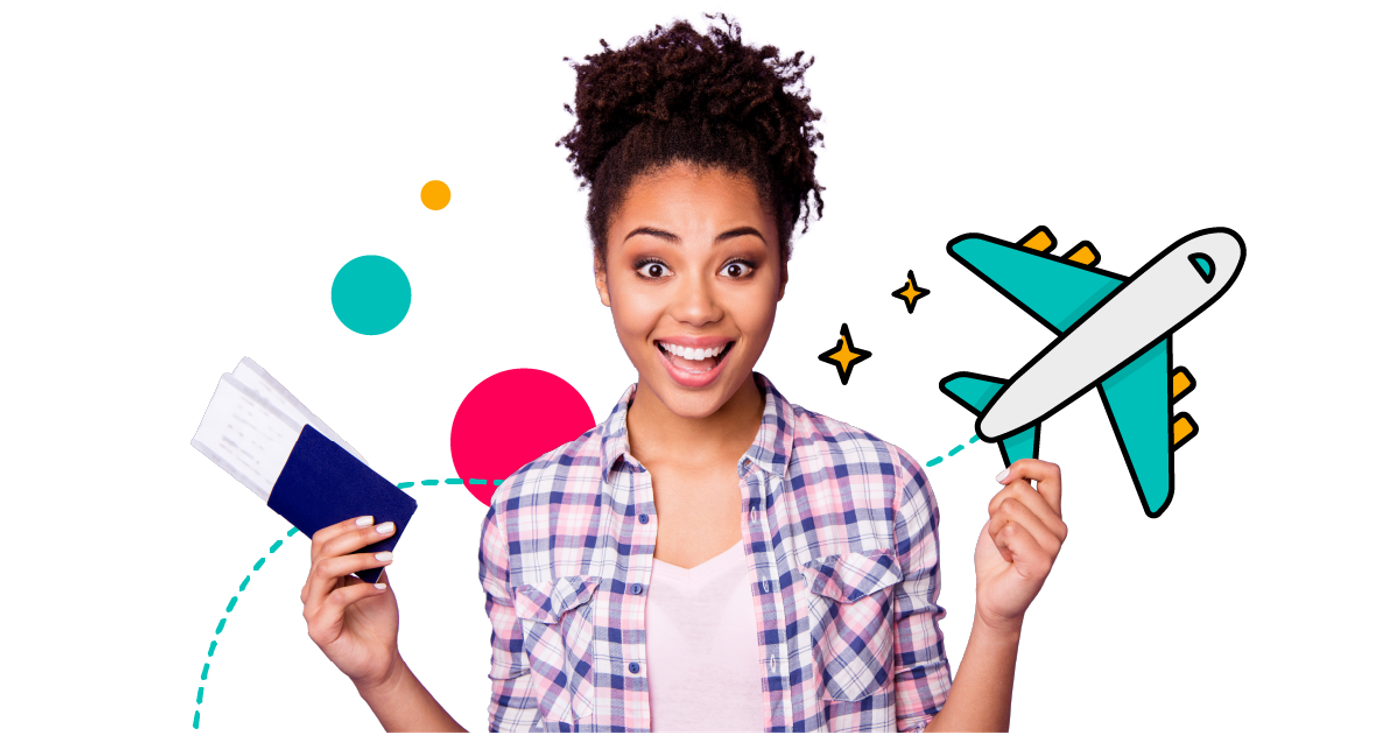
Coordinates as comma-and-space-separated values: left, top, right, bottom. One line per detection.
948, 227, 1127, 333
1096, 337, 1198, 517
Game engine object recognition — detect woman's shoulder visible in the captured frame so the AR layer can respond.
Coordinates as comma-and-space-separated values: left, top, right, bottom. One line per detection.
786, 401, 926, 485
486, 421, 611, 513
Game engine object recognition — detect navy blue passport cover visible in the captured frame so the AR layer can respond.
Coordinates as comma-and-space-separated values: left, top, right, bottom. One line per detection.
268, 424, 417, 584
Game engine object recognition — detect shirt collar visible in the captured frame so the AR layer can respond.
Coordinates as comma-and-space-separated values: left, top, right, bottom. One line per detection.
744, 373, 794, 478
598, 372, 795, 479
598, 385, 633, 474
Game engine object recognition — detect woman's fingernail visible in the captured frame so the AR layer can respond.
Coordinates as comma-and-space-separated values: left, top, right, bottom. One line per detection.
995, 468, 1010, 483
375, 552, 393, 562
376, 521, 394, 534
374, 583, 386, 590
356, 516, 374, 526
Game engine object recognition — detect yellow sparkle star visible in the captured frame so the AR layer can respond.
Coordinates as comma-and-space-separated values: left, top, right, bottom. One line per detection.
817, 323, 873, 385
891, 269, 930, 314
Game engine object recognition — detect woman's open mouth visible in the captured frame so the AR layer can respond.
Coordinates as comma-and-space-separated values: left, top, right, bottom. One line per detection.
654, 340, 735, 387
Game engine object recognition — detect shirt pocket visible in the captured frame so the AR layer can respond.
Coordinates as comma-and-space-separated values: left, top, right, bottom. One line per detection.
801, 548, 903, 703
513, 574, 600, 724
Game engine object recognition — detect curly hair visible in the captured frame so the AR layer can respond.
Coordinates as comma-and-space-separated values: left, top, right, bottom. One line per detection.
556, 13, 825, 269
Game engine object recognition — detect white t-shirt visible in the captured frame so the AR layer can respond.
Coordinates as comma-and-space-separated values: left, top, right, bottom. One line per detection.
645, 539, 766, 732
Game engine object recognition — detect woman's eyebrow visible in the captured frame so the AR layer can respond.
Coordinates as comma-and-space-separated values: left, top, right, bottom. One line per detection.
623, 226, 679, 243
715, 226, 766, 244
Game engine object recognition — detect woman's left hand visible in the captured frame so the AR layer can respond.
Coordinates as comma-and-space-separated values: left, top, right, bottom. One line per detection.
972, 458, 1068, 633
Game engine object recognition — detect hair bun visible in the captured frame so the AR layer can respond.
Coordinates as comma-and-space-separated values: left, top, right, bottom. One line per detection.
559, 13, 825, 263
563, 15, 820, 186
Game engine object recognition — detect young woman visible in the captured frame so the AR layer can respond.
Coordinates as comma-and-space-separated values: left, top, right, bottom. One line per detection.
300, 16, 1067, 733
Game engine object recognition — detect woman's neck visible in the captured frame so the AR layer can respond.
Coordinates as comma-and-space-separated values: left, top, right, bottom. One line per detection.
626, 372, 765, 471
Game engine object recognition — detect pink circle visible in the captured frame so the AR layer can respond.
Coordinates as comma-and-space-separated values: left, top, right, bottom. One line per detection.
451, 369, 596, 506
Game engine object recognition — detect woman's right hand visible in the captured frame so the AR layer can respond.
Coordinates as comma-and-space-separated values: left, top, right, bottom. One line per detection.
301, 515, 401, 690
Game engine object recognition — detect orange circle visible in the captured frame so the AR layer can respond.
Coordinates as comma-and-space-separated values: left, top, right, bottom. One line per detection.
421, 180, 451, 210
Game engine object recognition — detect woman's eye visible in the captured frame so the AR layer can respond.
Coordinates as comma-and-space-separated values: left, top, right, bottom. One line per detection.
722, 261, 754, 278
638, 261, 672, 278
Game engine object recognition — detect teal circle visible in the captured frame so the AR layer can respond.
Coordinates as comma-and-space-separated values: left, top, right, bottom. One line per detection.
331, 255, 412, 335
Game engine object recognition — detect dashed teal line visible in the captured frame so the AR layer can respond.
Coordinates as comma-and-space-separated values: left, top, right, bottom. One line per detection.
926, 435, 982, 467
192, 456, 964, 729
195, 528, 294, 728
392, 476, 506, 489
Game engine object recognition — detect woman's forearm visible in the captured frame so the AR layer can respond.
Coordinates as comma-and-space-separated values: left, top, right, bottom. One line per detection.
355, 653, 468, 732
924, 613, 1022, 732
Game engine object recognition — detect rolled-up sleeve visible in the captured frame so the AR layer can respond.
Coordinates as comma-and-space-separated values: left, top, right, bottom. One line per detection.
478, 498, 542, 733
889, 446, 953, 733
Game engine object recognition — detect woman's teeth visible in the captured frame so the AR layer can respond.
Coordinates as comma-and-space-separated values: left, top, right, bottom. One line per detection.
660, 343, 725, 361
658, 341, 729, 375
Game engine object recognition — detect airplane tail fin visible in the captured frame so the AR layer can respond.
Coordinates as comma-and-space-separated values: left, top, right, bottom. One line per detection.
940, 372, 1006, 414
939, 373, 1042, 467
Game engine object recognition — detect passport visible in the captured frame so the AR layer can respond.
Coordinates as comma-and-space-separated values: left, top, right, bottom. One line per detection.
268, 424, 415, 583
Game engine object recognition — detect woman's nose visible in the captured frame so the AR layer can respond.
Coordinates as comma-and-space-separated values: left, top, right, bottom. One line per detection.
673, 272, 722, 326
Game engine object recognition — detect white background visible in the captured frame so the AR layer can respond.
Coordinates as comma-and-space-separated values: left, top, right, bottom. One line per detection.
3, 1, 1397, 730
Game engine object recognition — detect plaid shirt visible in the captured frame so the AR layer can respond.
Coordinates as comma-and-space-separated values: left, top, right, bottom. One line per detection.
478, 374, 952, 732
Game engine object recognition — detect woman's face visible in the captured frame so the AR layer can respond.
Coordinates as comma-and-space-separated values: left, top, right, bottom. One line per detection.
596, 162, 785, 420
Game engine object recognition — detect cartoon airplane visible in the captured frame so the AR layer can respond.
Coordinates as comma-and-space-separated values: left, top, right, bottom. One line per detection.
939, 226, 1245, 517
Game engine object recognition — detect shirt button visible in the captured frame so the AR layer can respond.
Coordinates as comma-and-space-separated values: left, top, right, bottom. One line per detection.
628, 662, 640, 674
639, 514, 649, 524
631, 583, 643, 595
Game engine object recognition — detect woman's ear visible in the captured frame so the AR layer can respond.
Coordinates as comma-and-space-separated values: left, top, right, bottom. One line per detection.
595, 256, 612, 308
778, 262, 788, 302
